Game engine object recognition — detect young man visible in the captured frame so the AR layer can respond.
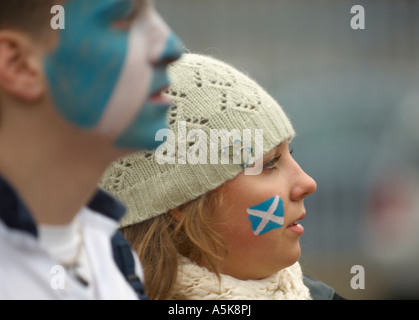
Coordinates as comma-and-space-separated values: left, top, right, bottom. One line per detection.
0, 0, 183, 299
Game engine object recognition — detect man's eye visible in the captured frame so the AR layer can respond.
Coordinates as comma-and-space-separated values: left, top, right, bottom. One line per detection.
113, 0, 147, 29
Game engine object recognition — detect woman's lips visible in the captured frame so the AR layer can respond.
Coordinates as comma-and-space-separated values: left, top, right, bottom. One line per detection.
286, 223, 305, 235
286, 213, 306, 235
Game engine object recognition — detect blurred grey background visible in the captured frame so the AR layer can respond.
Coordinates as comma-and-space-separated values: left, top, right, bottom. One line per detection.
156, 0, 419, 299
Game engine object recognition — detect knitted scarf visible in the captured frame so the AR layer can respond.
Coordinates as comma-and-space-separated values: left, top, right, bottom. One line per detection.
173, 256, 312, 300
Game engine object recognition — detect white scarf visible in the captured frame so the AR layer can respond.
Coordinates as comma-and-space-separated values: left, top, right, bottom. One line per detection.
173, 256, 312, 300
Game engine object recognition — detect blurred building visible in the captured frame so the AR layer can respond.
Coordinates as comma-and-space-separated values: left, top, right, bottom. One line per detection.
156, 0, 419, 299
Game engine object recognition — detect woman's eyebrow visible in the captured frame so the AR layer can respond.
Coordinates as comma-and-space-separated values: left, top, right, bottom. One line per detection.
262, 140, 290, 163
263, 151, 278, 163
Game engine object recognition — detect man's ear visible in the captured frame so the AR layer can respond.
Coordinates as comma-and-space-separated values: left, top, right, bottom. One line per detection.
168, 208, 183, 222
0, 31, 46, 102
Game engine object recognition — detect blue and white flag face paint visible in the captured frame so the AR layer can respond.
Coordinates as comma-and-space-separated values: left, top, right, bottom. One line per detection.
45, 0, 184, 150
246, 195, 285, 235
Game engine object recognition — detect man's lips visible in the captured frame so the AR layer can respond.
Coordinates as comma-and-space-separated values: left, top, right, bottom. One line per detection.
149, 85, 171, 104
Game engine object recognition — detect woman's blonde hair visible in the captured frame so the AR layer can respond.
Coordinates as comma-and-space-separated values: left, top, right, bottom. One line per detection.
120, 188, 226, 300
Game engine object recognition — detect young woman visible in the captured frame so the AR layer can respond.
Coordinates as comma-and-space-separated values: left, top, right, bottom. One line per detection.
101, 53, 342, 300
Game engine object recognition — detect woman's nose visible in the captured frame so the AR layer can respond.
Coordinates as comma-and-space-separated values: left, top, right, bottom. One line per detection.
290, 162, 317, 201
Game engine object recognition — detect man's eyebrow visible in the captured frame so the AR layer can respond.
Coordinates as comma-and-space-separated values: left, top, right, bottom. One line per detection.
133, 0, 149, 13
123, 0, 149, 21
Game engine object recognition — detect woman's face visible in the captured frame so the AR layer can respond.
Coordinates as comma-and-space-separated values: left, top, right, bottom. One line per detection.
213, 141, 317, 280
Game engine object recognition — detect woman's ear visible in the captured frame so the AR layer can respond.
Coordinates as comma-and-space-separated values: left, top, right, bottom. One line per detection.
168, 208, 183, 222
0, 31, 46, 103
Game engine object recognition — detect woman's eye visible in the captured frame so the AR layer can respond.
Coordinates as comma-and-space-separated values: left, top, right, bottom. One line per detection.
264, 155, 281, 170
262, 147, 293, 171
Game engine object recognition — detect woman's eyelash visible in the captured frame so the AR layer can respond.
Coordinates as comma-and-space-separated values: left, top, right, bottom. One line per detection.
263, 148, 293, 170
264, 155, 281, 169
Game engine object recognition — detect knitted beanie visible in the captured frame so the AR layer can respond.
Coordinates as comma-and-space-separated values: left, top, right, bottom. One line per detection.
100, 53, 295, 228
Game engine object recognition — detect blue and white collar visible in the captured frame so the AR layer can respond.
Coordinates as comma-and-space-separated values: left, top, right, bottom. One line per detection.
0, 176, 126, 238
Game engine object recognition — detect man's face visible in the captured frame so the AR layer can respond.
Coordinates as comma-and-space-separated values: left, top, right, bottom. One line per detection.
45, 0, 183, 150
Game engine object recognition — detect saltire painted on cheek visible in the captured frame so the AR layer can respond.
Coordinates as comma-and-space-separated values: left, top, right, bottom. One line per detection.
246, 195, 284, 235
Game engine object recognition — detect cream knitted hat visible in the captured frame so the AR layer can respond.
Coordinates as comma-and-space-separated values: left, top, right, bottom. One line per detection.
100, 53, 295, 228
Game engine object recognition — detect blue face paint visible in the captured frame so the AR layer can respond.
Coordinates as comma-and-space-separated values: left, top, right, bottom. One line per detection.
45, 0, 130, 127
45, 0, 184, 150
116, 33, 184, 149
246, 195, 284, 235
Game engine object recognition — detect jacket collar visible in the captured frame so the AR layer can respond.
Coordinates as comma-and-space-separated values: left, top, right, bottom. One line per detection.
0, 176, 126, 238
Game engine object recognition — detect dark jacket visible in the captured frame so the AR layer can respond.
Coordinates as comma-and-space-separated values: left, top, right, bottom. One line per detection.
304, 274, 345, 300
0, 176, 146, 299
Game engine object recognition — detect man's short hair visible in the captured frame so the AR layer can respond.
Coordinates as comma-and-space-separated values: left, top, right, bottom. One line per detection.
0, 0, 58, 36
